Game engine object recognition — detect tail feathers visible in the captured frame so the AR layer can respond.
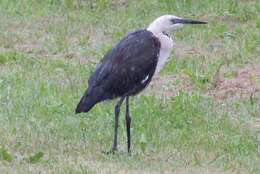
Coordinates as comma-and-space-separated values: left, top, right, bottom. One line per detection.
75, 94, 97, 114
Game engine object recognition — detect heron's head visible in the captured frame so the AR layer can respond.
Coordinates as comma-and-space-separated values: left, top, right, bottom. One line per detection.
147, 15, 207, 35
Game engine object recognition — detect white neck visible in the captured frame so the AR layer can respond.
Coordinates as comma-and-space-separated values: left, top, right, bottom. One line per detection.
147, 25, 174, 74
147, 23, 161, 35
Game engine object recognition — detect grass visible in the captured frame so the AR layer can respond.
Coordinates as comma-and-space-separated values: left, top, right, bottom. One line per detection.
0, 0, 260, 173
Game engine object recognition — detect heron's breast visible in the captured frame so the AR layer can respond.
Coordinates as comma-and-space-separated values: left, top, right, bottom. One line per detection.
155, 34, 173, 73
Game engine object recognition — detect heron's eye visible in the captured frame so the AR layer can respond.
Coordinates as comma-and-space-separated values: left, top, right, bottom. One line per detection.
162, 31, 170, 38
171, 18, 181, 24
171, 18, 177, 24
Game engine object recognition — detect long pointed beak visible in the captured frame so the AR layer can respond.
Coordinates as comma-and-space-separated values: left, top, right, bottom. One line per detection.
172, 18, 207, 24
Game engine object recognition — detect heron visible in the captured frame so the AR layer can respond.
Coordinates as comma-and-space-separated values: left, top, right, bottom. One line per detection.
75, 15, 207, 153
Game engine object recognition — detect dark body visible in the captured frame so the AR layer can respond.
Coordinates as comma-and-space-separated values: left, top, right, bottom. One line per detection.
75, 29, 160, 153
76, 29, 160, 113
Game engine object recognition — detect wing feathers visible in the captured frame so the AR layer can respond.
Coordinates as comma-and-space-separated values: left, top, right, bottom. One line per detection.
77, 29, 160, 112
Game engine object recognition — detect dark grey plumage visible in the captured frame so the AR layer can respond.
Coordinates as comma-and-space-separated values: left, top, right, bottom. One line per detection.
76, 29, 160, 113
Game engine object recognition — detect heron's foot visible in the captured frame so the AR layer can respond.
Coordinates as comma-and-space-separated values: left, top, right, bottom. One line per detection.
102, 148, 117, 155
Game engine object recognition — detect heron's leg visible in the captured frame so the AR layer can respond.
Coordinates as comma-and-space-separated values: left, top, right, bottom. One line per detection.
112, 96, 125, 151
125, 96, 131, 153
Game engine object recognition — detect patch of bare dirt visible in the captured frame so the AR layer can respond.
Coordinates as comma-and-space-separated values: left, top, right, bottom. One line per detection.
208, 64, 260, 100
250, 118, 260, 129
1, 15, 112, 62
148, 74, 193, 98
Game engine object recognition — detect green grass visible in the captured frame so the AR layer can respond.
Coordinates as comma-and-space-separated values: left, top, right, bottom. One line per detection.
0, 0, 260, 173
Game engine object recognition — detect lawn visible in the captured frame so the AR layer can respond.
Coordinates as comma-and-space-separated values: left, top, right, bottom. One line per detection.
0, 0, 260, 173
